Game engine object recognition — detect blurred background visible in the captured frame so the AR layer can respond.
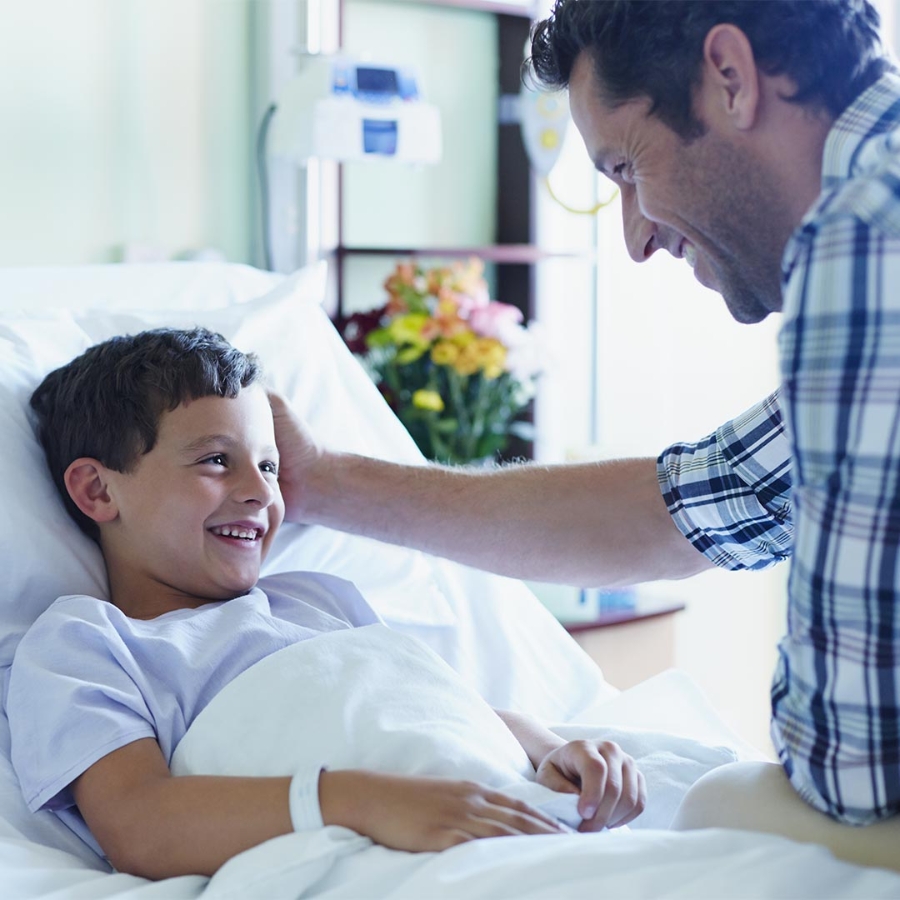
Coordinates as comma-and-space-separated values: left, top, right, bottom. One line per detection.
2, 0, 898, 752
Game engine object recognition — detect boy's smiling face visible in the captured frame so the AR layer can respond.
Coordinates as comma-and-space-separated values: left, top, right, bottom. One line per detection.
99, 384, 285, 619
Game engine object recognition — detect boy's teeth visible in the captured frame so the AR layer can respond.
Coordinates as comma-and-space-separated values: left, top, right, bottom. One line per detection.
683, 244, 697, 268
213, 526, 258, 540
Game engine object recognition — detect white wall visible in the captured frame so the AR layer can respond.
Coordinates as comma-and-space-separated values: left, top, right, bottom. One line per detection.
527, 9, 800, 751
0, 0, 254, 267
874, 0, 898, 59
569, 187, 785, 754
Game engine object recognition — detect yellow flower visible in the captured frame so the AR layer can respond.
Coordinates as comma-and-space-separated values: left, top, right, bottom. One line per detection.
453, 344, 481, 376
387, 313, 437, 350
473, 337, 506, 371
450, 337, 507, 378
451, 329, 476, 348
430, 340, 460, 366
412, 389, 445, 412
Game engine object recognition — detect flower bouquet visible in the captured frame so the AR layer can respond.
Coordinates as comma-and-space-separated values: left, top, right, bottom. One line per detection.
341, 258, 542, 465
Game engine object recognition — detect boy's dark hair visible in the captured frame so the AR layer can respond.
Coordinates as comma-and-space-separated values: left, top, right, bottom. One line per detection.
30, 327, 261, 543
529, 0, 892, 140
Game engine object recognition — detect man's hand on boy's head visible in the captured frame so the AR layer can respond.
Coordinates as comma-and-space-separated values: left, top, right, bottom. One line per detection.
535, 739, 646, 831
267, 392, 323, 524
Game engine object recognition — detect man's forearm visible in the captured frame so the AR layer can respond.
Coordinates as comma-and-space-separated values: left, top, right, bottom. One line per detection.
295, 452, 712, 586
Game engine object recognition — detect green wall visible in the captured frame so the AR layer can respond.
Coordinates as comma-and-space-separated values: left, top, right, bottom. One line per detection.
0, 0, 499, 272
342, 0, 498, 249
340, 0, 499, 313
0, 0, 253, 266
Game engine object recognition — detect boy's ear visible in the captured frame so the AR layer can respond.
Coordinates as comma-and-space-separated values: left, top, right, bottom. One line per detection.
64, 458, 119, 525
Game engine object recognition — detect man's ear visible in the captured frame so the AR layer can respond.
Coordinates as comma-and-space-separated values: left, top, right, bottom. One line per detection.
700, 24, 760, 131
64, 458, 119, 525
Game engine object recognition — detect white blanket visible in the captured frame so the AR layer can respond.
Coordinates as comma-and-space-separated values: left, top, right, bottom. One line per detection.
171, 625, 739, 825
6, 628, 900, 899
172, 625, 577, 824
168, 625, 785, 898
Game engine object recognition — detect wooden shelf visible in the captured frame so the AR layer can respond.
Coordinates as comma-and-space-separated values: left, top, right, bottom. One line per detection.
412, 0, 536, 18
336, 244, 589, 264
562, 597, 686, 633
565, 600, 685, 689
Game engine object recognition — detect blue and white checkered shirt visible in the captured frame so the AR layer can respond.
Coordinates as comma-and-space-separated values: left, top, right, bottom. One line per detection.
658, 72, 900, 825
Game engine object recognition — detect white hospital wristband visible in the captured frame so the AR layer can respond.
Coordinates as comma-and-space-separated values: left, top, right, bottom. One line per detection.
288, 766, 326, 832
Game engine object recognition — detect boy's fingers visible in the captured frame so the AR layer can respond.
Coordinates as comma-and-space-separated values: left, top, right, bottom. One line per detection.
607, 766, 647, 828
480, 790, 565, 833
538, 763, 581, 796
572, 749, 610, 821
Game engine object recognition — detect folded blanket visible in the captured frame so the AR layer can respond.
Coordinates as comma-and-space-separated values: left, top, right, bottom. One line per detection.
172, 625, 734, 835
172, 625, 535, 787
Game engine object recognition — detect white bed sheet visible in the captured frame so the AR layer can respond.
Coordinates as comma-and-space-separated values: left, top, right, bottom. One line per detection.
165, 629, 899, 900
1, 262, 899, 899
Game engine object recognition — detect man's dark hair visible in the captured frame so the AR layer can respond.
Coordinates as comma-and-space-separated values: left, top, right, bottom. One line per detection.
30, 327, 261, 542
529, 0, 892, 139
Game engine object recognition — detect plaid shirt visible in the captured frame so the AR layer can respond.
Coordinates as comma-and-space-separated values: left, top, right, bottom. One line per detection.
658, 72, 900, 825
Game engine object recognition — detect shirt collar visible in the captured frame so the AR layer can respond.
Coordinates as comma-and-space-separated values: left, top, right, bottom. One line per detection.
821, 71, 900, 189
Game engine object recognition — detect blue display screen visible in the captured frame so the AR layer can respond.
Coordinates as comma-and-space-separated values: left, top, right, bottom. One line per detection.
356, 67, 399, 96
362, 119, 398, 155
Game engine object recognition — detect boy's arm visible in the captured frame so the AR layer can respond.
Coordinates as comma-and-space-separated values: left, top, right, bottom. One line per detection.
73, 738, 565, 879
495, 709, 566, 766
496, 709, 646, 831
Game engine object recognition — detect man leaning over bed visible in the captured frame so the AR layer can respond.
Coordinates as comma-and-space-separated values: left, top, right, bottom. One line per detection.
267, 0, 900, 873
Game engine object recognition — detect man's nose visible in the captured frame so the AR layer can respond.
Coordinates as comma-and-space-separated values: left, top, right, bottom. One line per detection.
621, 184, 659, 262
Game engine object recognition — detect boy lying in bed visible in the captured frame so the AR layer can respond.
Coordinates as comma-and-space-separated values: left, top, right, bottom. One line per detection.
6, 327, 645, 880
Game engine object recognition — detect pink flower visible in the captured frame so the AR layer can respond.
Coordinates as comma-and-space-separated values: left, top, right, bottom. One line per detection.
468, 301, 524, 341
454, 282, 491, 315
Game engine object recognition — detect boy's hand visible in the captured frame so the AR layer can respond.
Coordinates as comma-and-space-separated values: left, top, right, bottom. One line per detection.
535, 740, 646, 831
267, 391, 321, 523
320, 770, 566, 851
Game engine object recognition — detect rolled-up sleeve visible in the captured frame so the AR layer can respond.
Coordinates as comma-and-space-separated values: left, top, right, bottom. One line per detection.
657, 391, 793, 571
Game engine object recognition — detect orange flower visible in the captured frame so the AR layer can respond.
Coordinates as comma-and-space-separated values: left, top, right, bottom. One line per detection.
384, 262, 417, 291
385, 293, 410, 316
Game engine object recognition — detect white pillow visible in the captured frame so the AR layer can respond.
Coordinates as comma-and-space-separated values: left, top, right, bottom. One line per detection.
0, 260, 615, 707
0, 260, 617, 866
0, 263, 455, 669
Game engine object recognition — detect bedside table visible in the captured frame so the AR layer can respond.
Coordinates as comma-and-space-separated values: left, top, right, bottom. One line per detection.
561, 597, 686, 690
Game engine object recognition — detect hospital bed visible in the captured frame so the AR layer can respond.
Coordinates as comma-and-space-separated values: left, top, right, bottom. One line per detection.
1, 261, 898, 899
